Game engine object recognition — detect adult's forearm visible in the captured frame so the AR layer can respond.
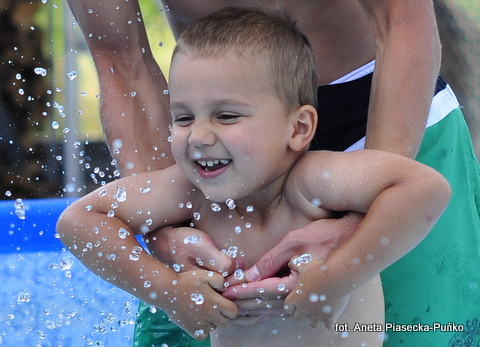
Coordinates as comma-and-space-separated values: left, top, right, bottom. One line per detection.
361, 0, 441, 158
66, 0, 174, 175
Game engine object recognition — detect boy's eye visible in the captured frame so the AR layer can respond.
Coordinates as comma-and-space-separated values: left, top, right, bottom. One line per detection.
217, 114, 240, 123
173, 115, 194, 125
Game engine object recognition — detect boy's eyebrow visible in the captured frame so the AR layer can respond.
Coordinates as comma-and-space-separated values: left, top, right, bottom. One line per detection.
170, 99, 251, 110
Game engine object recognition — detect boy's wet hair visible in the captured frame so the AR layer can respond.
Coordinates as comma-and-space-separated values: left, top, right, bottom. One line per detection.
173, 6, 318, 110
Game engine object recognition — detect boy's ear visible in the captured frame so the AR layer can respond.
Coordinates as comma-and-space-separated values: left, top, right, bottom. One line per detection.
289, 105, 318, 152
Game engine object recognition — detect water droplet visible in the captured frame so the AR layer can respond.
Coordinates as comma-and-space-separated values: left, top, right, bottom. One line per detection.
118, 227, 129, 239
322, 305, 332, 313
190, 293, 205, 305
234, 269, 244, 280
311, 198, 321, 206
140, 185, 152, 193
246, 206, 254, 212
211, 203, 221, 212
277, 284, 286, 291
112, 138, 123, 149
226, 198, 236, 210
162, 89, 169, 95
194, 330, 205, 338
292, 253, 312, 266
223, 246, 238, 258
18, 88, 25, 95
107, 210, 115, 217
144, 280, 152, 288
15, 198, 26, 220
98, 188, 108, 197
130, 91, 137, 97
114, 186, 127, 202
66, 70, 78, 80
184, 235, 201, 244
234, 226, 242, 235
192, 151, 202, 160
193, 212, 201, 220
172, 264, 181, 272
60, 257, 74, 270
34, 67, 48, 76
309, 293, 319, 302
17, 291, 31, 304
379, 237, 390, 246
52, 121, 60, 129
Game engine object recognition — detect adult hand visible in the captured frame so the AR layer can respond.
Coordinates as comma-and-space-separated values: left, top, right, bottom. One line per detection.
145, 226, 242, 275
224, 212, 363, 313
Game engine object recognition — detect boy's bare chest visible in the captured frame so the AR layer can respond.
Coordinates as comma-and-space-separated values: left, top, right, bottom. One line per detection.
192, 202, 325, 268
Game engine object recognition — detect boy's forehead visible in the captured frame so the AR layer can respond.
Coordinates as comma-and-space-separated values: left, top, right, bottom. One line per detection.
170, 50, 272, 88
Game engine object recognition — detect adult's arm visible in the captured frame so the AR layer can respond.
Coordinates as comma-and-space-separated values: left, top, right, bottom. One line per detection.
66, 0, 174, 175
360, 0, 441, 157
240, 0, 441, 285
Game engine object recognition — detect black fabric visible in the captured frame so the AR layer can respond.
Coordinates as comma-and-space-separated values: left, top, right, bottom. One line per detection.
312, 73, 447, 152
312, 74, 372, 151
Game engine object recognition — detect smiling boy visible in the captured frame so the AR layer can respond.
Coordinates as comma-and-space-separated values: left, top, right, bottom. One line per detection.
57, 7, 451, 347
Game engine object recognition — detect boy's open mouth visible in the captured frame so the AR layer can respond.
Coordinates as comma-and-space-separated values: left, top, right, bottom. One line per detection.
196, 159, 231, 172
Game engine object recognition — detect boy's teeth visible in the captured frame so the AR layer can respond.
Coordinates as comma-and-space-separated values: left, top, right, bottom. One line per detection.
198, 159, 229, 167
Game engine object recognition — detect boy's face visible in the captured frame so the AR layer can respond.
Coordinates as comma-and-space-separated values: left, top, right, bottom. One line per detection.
169, 51, 296, 202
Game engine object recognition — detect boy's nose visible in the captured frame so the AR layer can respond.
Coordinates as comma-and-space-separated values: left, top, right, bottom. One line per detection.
188, 121, 216, 148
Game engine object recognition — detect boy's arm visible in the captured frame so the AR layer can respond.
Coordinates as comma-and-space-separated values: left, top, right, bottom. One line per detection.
66, 0, 174, 175
359, 0, 441, 157
56, 168, 237, 338
283, 150, 451, 327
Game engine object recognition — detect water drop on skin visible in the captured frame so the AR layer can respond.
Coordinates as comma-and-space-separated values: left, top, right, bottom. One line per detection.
226, 198, 236, 210
211, 203, 221, 212
292, 253, 312, 266
190, 293, 205, 305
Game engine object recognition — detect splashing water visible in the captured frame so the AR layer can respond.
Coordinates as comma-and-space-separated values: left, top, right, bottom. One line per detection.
192, 151, 202, 160
225, 198, 236, 210
66, 70, 78, 80
190, 293, 205, 305
194, 330, 205, 338
129, 246, 143, 261
292, 253, 312, 266
223, 246, 238, 258
234, 269, 244, 280
140, 185, 152, 193
17, 291, 31, 304
118, 227, 130, 239
211, 203, 221, 212
183, 235, 201, 245
114, 186, 127, 202
34, 67, 47, 76
15, 198, 26, 220
60, 257, 74, 270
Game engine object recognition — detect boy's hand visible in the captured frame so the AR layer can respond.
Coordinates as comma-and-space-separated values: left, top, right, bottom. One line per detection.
145, 226, 241, 275
284, 258, 349, 329
164, 269, 238, 340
